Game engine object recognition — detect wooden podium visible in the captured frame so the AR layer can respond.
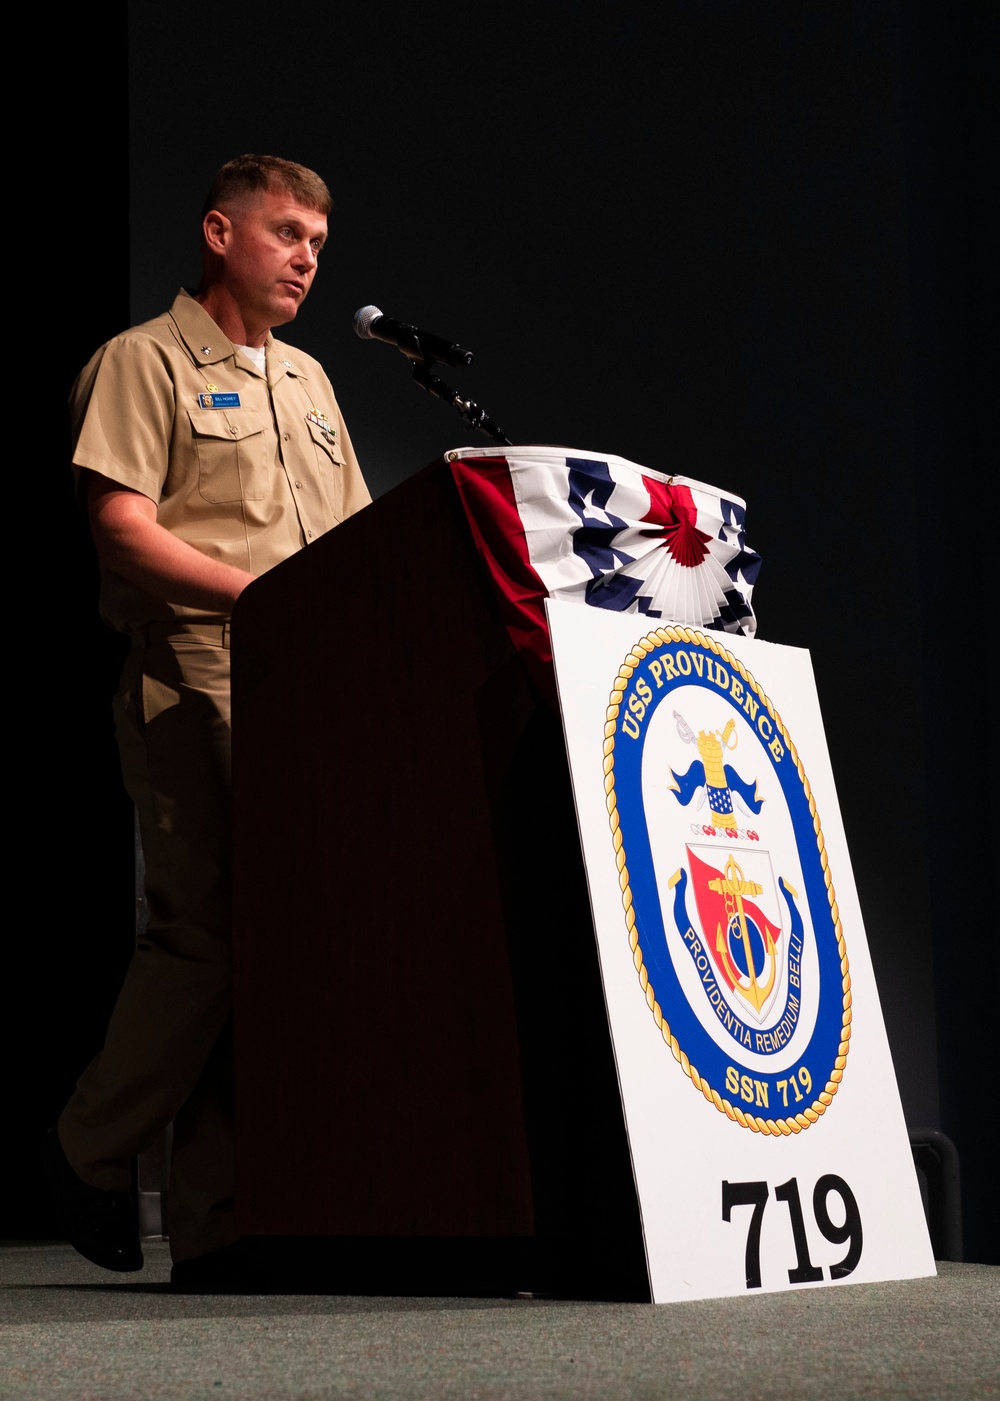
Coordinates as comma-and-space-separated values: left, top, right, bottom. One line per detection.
231, 459, 648, 1297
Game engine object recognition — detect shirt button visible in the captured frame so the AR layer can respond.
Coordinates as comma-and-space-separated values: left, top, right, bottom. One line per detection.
294, 480, 303, 489
229, 426, 238, 435
307, 529, 314, 538
283, 432, 290, 441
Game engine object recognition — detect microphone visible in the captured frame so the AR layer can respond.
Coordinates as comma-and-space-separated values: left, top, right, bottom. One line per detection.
352, 305, 474, 368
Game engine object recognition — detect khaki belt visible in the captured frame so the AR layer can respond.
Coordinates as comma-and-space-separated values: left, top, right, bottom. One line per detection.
132, 620, 232, 649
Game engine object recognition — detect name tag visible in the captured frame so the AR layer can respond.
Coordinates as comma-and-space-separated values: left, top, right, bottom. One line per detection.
198, 392, 242, 410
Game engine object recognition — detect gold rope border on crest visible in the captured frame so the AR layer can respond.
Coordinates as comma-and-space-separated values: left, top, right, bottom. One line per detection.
604, 625, 851, 1135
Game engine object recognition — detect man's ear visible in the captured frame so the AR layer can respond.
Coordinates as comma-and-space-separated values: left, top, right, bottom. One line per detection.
202, 209, 232, 257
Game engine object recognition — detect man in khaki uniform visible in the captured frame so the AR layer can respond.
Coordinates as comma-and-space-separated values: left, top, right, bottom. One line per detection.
48, 155, 370, 1288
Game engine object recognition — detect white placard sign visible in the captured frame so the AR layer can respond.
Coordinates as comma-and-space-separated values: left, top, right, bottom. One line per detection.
547, 599, 935, 1303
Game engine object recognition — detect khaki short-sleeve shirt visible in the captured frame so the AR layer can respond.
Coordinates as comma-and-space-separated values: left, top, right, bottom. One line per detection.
70, 289, 371, 632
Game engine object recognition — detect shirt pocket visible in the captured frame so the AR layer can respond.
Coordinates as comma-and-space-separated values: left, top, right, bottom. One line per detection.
304, 417, 346, 520
188, 408, 269, 503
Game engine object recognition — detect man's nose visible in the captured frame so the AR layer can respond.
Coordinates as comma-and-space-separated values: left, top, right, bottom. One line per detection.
293, 241, 318, 271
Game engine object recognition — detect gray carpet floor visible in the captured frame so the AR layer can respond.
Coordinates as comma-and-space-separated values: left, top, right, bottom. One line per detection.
1, 1243, 996, 1400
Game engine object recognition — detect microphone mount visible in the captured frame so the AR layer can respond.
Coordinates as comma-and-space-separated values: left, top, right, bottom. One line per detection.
353, 305, 512, 447
408, 360, 512, 447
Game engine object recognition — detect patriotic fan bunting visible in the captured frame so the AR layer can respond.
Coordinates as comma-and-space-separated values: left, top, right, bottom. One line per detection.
448, 446, 761, 686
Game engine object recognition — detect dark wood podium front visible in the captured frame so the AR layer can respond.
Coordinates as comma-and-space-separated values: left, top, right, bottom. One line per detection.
231, 458, 648, 1297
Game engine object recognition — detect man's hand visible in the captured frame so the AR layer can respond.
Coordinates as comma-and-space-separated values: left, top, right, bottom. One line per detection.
86, 473, 255, 613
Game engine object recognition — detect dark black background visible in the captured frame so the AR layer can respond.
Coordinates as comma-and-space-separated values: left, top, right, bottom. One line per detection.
14, 0, 995, 1264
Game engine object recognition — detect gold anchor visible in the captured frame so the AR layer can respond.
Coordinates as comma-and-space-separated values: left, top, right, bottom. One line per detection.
710, 855, 777, 1013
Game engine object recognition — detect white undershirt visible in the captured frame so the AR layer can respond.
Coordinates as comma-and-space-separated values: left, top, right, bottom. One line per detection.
236, 343, 268, 375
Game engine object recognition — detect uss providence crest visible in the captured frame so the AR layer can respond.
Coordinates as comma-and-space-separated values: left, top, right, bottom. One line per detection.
605, 627, 850, 1134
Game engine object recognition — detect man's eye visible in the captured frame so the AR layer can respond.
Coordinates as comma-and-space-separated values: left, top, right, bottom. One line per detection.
311, 240, 324, 253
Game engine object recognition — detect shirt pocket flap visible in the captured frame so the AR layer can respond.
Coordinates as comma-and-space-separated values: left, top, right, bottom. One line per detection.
305, 416, 346, 465
187, 408, 266, 442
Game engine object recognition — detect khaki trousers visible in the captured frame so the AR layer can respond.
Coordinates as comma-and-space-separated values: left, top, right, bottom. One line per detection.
59, 627, 237, 1264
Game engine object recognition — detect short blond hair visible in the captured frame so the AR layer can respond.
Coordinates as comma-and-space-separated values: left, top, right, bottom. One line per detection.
202, 154, 332, 217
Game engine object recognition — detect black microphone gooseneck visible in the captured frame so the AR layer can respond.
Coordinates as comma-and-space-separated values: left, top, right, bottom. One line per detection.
352, 305, 512, 447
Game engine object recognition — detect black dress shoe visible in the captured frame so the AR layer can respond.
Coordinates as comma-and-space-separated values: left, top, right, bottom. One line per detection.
44, 1128, 144, 1273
